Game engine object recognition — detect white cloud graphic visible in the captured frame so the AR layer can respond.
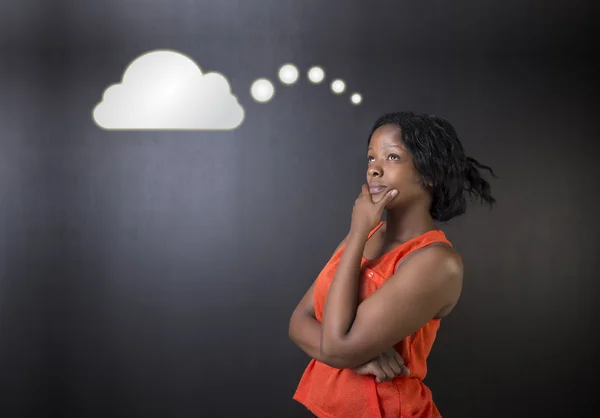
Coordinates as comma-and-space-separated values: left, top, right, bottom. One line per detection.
92, 50, 245, 130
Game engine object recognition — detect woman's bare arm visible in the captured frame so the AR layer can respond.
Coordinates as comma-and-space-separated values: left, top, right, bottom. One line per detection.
288, 239, 346, 365
288, 237, 410, 381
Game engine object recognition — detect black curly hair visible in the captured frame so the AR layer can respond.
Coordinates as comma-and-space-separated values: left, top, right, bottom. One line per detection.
368, 111, 497, 222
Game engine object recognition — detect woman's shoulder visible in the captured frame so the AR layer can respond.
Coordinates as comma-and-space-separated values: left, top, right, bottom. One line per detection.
416, 237, 463, 270
394, 238, 463, 283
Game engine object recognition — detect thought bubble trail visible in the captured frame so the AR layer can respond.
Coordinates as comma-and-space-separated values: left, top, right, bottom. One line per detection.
250, 63, 363, 105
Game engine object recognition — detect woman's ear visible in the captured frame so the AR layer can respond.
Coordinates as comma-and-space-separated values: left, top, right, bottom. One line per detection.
419, 175, 434, 189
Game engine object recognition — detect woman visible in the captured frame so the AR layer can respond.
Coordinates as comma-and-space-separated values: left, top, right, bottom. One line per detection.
288, 111, 496, 417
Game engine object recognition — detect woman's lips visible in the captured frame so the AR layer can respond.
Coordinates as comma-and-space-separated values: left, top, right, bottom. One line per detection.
369, 185, 385, 194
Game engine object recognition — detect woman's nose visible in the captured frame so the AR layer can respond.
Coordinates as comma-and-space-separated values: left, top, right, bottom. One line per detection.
368, 166, 381, 177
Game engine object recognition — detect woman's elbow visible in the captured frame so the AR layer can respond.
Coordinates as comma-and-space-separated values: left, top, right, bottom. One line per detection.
288, 314, 298, 342
288, 310, 306, 345
319, 345, 355, 369
322, 355, 357, 369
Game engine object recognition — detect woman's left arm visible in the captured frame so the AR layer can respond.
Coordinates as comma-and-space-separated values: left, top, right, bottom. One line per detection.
320, 238, 463, 369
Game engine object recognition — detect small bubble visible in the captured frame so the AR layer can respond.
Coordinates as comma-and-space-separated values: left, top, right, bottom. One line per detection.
278, 64, 299, 85
250, 78, 275, 103
331, 79, 346, 94
307, 66, 325, 83
350, 93, 362, 105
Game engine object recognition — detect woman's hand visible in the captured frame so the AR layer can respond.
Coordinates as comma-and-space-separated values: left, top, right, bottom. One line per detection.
352, 348, 410, 383
350, 185, 398, 237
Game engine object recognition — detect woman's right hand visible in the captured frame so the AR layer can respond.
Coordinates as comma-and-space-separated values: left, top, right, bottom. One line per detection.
352, 348, 410, 382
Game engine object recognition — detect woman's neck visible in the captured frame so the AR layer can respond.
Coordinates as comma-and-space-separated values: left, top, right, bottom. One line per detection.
384, 204, 436, 243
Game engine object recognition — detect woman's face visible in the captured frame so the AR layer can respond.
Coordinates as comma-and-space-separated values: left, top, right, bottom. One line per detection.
366, 124, 430, 209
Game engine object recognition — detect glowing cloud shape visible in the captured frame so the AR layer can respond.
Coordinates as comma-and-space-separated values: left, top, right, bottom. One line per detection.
92, 50, 245, 130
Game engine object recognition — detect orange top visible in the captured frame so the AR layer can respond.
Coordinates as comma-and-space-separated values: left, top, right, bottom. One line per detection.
293, 221, 452, 418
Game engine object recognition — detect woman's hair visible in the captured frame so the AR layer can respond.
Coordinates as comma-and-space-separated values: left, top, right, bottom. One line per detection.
368, 111, 497, 222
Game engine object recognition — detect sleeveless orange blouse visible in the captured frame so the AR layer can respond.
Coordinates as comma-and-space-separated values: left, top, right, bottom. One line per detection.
293, 221, 452, 417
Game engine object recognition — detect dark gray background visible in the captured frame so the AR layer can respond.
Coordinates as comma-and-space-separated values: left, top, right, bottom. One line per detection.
1, 0, 598, 417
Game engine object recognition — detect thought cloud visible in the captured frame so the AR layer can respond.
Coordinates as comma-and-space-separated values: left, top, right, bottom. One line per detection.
92, 50, 244, 130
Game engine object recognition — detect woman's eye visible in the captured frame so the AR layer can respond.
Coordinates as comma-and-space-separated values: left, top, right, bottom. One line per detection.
368, 155, 399, 162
